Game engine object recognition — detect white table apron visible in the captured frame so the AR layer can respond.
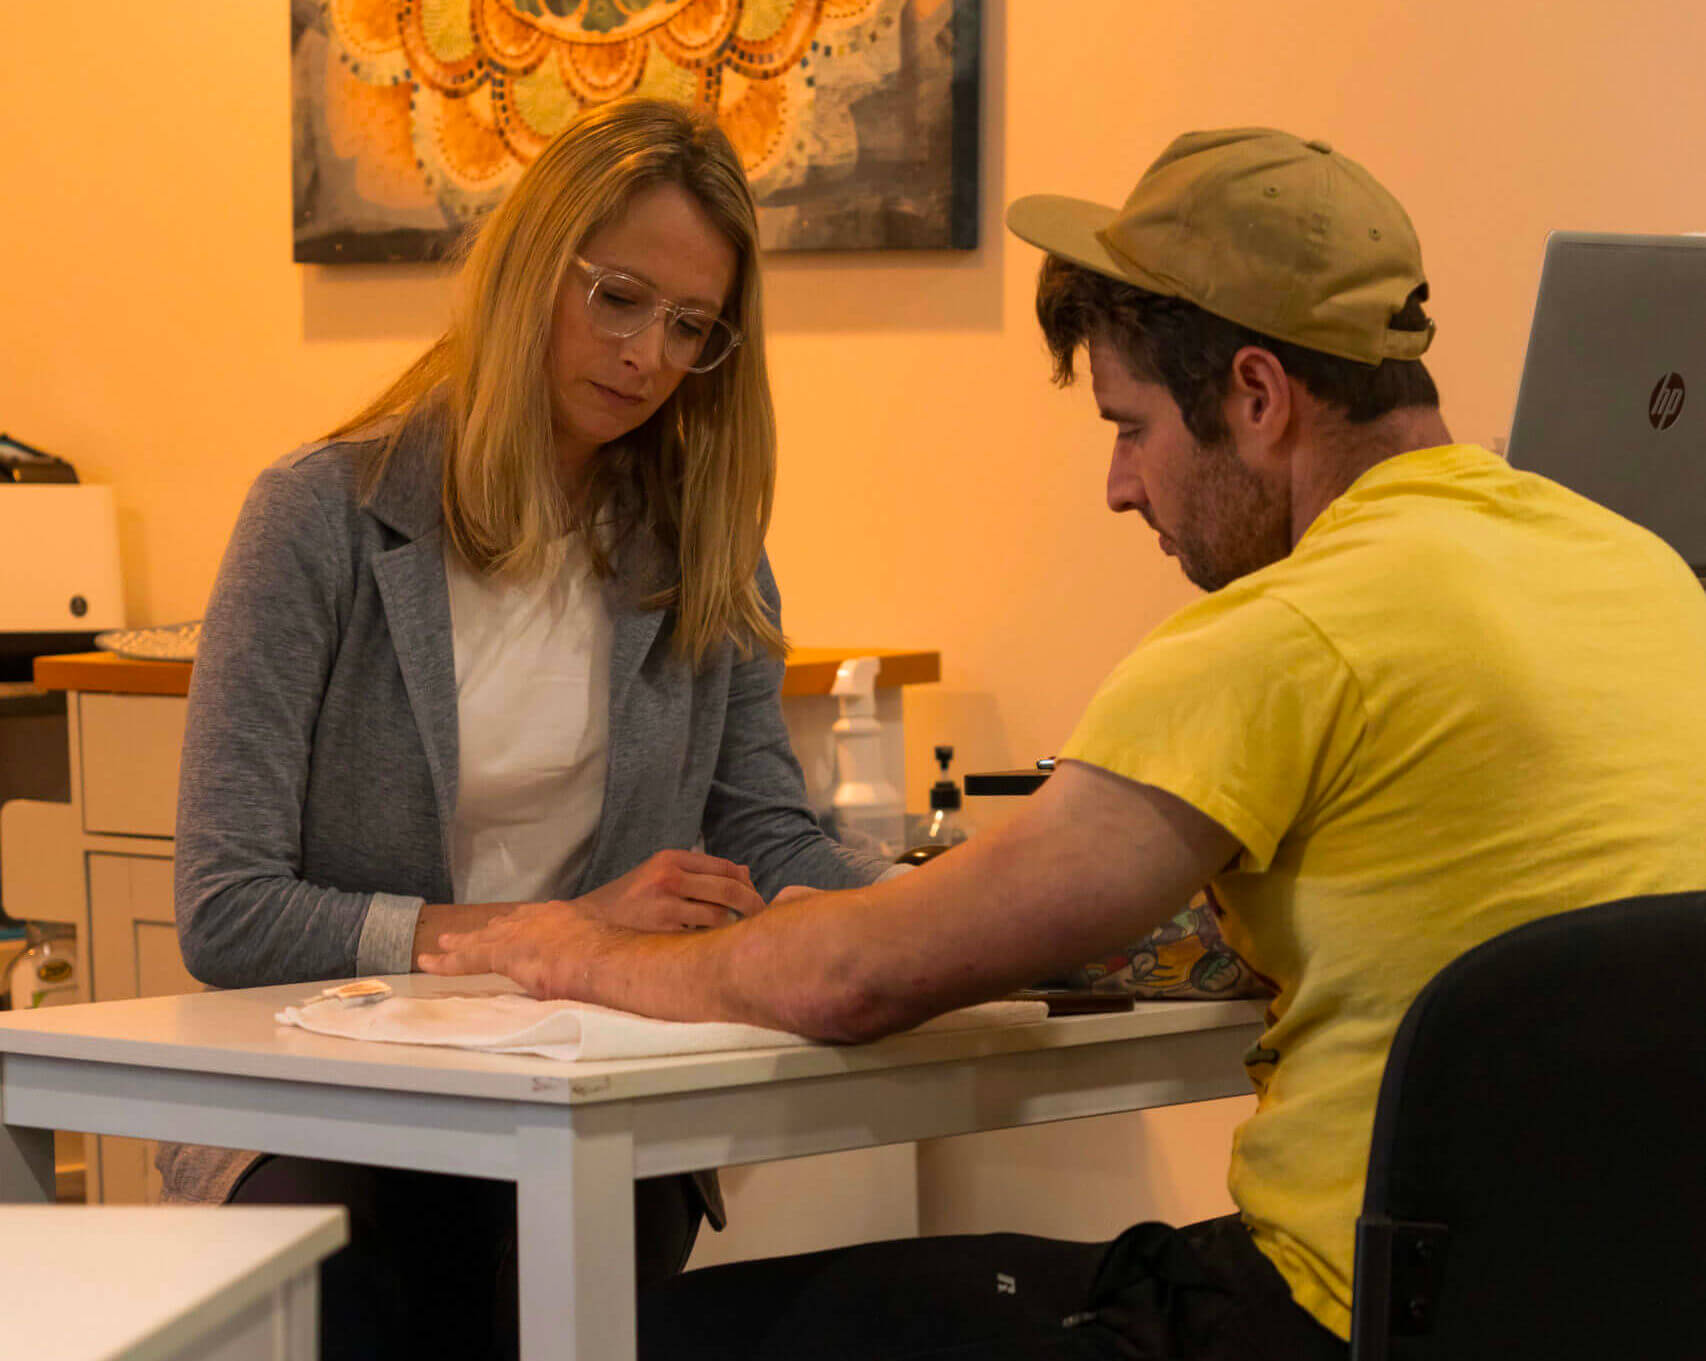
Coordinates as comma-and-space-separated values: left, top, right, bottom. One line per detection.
0, 976, 1265, 1361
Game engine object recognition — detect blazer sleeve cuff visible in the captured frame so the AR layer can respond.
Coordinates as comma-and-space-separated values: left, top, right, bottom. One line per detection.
357, 892, 427, 976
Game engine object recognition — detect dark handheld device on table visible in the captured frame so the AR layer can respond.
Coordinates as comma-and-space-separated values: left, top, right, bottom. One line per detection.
1009, 986, 1136, 1014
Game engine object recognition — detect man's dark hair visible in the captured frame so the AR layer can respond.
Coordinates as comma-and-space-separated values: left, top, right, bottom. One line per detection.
1035, 256, 1439, 445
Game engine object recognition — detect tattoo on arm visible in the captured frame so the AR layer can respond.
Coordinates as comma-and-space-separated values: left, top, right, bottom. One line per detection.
1064, 895, 1272, 1000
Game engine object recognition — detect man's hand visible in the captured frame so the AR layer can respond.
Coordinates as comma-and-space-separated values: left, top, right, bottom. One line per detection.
418, 899, 623, 999
579, 849, 764, 930
418, 851, 761, 1002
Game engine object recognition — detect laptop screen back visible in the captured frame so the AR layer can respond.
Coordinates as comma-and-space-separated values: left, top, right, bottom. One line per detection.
1506, 231, 1706, 577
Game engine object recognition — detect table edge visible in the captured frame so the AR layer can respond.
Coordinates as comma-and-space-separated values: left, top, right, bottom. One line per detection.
0, 998, 1266, 1106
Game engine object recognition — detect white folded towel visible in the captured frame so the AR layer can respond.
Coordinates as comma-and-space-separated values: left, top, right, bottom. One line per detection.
276, 989, 1048, 1062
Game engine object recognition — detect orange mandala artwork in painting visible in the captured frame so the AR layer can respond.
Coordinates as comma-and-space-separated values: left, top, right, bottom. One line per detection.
291, 0, 980, 260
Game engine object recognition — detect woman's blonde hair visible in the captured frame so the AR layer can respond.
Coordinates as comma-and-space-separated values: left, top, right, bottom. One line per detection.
333, 97, 781, 665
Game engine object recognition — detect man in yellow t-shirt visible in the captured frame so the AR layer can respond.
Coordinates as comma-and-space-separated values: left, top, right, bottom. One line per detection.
1051, 438, 1706, 1338
424, 131, 1706, 1360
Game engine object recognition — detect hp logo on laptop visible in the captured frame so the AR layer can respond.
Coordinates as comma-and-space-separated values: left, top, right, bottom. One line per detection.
1649, 372, 1686, 431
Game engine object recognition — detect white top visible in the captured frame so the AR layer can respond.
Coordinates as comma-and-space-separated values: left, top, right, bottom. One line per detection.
0, 1205, 346, 1360
444, 536, 613, 905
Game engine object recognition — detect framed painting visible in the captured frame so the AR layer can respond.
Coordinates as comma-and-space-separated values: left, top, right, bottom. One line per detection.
290, 0, 980, 262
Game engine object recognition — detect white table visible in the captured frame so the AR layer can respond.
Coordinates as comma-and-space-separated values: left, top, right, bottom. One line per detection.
2, 1204, 345, 1360
0, 974, 1264, 1361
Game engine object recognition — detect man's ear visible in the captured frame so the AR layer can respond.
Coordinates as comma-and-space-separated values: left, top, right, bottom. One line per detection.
1224, 346, 1292, 446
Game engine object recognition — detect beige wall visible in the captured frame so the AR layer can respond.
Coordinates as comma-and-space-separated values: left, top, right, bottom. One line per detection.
8, 1, 1706, 807
6, 0, 1705, 1224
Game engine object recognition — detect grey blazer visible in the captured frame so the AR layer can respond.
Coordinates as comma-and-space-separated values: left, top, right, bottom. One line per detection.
162, 420, 884, 1207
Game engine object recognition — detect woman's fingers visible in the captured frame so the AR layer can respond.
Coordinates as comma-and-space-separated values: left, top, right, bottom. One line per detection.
676, 871, 765, 919
419, 939, 496, 974
618, 850, 764, 926
659, 849, 749, 877
672, 902, 740, 930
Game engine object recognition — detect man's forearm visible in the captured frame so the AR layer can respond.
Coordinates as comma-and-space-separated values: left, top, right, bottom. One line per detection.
422, 764, 1242, 1040
570, 834, 1108, 1044
558, 892, 890, 1040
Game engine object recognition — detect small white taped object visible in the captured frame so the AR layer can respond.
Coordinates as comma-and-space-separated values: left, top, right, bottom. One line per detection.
829, 655, 905, 859
275, 991, 1048, 1062
311, 979, 394, 1006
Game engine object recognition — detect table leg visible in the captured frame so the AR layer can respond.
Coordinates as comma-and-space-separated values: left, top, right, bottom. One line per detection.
0, 1090, 55, 1204
516, 1102, 637, 1361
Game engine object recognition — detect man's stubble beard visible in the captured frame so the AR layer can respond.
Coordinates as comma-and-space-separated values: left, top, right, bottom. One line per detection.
1174, 438, 1293, 593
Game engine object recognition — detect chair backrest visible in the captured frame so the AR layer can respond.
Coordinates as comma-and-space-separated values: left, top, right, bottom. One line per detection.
1350, 889, 1706, 1361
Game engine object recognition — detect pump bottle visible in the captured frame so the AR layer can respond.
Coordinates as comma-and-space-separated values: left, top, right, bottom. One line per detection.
829, 656, 906, 859
897, 745, 970, 865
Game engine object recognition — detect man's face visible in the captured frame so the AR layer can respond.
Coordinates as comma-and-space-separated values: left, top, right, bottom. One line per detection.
1089, 334, 1291, 592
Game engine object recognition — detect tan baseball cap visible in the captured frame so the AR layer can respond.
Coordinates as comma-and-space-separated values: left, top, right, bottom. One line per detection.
1006, 127, 1434, 365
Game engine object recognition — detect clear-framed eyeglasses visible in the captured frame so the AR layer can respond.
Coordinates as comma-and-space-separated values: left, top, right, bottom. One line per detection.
570, 255, 743, 373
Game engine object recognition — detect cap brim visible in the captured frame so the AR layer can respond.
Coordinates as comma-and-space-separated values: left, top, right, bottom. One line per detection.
1005, 195, 1130, 281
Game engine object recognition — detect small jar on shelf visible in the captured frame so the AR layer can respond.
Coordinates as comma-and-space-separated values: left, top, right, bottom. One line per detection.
4, 921, 78, 1009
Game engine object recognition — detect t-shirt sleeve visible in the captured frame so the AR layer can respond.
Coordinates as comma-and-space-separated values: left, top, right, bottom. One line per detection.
1059, 594, 1363, 873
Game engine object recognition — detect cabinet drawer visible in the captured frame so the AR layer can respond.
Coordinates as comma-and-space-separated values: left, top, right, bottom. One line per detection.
78, 693, 187, 837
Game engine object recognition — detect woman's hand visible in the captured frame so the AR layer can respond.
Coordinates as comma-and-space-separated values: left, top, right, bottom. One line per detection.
578, 849, 765, 931
412, 901, 519, 971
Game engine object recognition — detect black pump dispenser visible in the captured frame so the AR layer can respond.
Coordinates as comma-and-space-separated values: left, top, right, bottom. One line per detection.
929, 744, 963, 813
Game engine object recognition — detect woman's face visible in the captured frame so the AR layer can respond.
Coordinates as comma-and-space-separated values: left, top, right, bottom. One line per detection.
548, 182, 739, 477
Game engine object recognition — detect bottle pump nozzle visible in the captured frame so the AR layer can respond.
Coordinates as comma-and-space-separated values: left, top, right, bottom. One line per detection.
830, 656, 881, 713
930, 744, 962, 812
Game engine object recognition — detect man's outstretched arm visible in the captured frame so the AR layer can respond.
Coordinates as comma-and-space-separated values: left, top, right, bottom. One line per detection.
420, 760, 1241, 1043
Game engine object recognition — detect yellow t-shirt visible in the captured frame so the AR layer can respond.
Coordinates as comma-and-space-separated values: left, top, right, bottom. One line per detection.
1059, 443, 1706, 1340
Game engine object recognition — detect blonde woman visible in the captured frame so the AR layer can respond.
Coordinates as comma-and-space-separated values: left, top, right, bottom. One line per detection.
165, 98, 890, 1361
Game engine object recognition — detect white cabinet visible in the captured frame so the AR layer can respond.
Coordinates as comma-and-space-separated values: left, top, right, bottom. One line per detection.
88, 852, 198, 1002
0, 689, 195, 1203
87, 849, 201, 1203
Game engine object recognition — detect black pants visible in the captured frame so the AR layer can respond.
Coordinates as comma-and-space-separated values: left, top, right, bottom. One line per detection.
233, 1156, 701, 1361
640, 1215, 1347, 1361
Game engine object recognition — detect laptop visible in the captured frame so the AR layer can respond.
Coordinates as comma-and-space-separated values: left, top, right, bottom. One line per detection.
1506, 232, 1706, 582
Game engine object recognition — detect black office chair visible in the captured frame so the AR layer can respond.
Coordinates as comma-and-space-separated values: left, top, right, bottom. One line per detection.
1350, 889, 1706, 1360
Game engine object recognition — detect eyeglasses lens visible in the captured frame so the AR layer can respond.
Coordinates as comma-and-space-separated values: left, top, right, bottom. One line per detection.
586, 275, 736, 373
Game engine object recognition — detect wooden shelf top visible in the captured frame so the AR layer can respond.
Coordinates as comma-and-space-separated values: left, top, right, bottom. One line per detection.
34, 648, 940, 699
33, 652, 192, 696
778, 648, 940, 697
